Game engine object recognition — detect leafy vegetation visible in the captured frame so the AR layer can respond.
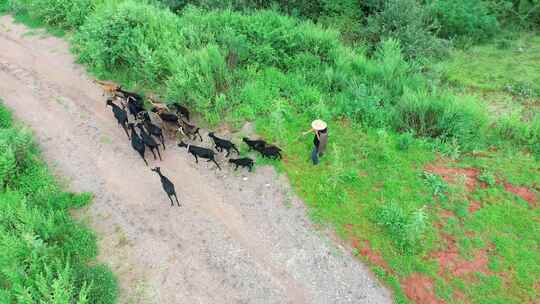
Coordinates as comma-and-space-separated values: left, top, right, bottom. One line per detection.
0, 101, 118, 303
1, 0, 539, 303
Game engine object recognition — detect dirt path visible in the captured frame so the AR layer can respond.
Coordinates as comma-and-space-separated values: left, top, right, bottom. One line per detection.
0, 15, 392, 304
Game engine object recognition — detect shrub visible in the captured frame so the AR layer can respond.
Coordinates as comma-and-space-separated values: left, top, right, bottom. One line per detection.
0, 102, 13, 128
431, 0, 499, 41
494, 111, 540, 150
72, 1, 185, 83
397, 132, 415, 151
423, 171, 449, 200
8, 0, 96, 28
165, 44, 231, 120
393, 90, 487, 146
0, 104, 117, 303
375, 202, 428, 253
487, 0, 540, 28
363, 0, 447, 59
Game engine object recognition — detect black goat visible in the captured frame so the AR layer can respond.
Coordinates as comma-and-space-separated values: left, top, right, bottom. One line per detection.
151, 167, 180, 207
128, 123, 148, 166
139, 112, 165, 149
229, 158, 254, 172
178, 141, 221, 170
179, 119, 203, 141
116, 88, 143, 103
260, 145, 282, 160
106, 98, 130, 139
242, 137, 267, 152
137, 123, 162, 160
208, 132, 239, 157
171, 103, 190, 121
126, 97, 145, 117
155, 110, 182, 129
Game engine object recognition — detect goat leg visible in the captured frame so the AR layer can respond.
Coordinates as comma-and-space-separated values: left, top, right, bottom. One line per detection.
193, 154, 199, 164
142, 155, 149, 166
158, 133, 165, 150
213, 159, 222, 170
168, 195, 174, 207
121, 124, 131, 139
156, 147, 162, 161
197, 129, 203, 141
174, 194, 180, 207
150, 147, 157, 160
225, 150, 230, 158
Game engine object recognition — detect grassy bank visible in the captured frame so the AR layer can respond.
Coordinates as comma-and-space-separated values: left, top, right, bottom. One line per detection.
0, 101, 117, 302
1, 0, 539, 303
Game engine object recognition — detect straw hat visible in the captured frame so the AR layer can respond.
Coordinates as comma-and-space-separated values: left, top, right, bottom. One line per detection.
311, 119, 327, 131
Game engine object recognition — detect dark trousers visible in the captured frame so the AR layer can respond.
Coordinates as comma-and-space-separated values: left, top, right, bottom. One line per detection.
311, 147, 319, 165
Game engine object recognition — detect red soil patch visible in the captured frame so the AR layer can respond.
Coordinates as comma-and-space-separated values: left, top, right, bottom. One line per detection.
430, 233, 492, 278
503, 182, 538, 208
344, 225, 392, 273
425, 165, 480, 192
439, 209, 455, 219
468, 201, 482, 213
351, 239, 391, 273
401, 273, 446, 304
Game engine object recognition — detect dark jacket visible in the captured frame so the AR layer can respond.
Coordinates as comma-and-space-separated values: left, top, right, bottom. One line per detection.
313, 128, 328, 154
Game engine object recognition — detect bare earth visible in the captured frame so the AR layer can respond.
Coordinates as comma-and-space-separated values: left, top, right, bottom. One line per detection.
0, 15, 392, 304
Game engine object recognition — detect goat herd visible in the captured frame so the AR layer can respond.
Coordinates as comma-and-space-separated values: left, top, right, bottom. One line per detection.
99, 81, 283, 207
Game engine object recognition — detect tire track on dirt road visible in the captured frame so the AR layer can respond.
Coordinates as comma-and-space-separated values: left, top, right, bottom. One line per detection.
0, 15, 393, 304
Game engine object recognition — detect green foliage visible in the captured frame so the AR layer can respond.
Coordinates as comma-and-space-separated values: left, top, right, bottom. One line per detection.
494, 111, 540, 151
0, 102, 13, 129
8, 0, 96, 28
431, 0, 500, 41
5, 0, 539, 302
0, 103, 118, 303
440, 34, 540, 96
73, 1, 186, 83
487, 0, 540, 28
375, 202, 428, 253
423, 171, 449, 200
393, 90, 488, 146
363, 0, 447, 59
478, 170, 497, 187
396, 132, 415, 151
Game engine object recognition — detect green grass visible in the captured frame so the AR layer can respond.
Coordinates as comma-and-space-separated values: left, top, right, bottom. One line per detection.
0, 100, 118, 303
1, 1, 539, 303
440, 33, 540, 98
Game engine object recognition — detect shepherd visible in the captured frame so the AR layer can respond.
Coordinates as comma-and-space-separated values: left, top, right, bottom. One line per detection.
302, 119, 328, 165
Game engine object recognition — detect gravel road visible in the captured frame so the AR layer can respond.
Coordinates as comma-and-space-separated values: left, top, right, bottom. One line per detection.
0, 15, 393, 304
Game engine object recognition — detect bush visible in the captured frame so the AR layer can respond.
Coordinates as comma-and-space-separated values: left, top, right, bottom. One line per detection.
375, 202, 428, 253
73, 1, 185, 83
0, 102, 13, 129
487, 0, 540, 28
494, 111, 540, 150
8, 0, 96, 28
363, 0, 447, 59
431, 0, 499, 41
393, 90, 488, 146
0, 104, 117, 303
